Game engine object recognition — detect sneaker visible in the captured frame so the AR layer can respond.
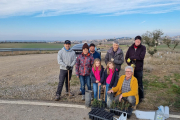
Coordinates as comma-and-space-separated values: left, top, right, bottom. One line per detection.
81, 95, 85, 101
78, 91, 82, 95
55, 95, 60, 101
66, 92, 74, 96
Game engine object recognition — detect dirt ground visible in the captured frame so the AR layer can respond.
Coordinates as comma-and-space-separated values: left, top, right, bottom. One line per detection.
0, 51, 180, 112
0, 53, 103, 103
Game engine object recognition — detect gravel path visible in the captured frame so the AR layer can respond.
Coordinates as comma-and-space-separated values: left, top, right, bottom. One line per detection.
0, 54, 82, 102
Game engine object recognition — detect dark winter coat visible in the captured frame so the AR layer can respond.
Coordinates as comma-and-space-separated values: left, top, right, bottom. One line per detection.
76, 53, 94, 76
103, 68, 119, 88
105, 47, 124, 71
90, 65, 105, 84
125, 43, 146, 71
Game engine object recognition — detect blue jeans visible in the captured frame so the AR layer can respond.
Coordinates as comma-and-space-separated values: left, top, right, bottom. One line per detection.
93, 83, 101, 100
80, 79, 87, 92
105, 83, 112, 103
79, 75, 91, 95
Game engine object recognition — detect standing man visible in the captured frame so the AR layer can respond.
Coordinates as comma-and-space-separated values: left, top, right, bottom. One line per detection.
105, 41, 124, 74
125, 36, 146, 103
89, 43, 101, 60
55, 40, 76, 101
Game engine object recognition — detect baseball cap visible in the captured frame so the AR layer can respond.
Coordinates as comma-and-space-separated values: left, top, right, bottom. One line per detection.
64, 40, 71, 44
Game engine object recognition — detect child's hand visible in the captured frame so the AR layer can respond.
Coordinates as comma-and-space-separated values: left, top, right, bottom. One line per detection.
98, 83, 101, 86
96, 80, 99, 83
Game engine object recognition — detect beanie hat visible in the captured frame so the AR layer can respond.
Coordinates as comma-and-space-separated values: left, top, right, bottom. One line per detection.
135, 36, 142, 41
82, 43, 89, 50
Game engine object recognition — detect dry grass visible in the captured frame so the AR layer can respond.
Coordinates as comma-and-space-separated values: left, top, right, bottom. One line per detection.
138, 51, 180, 111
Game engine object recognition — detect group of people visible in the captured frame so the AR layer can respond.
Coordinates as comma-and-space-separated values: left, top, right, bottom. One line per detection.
55, 35, 146, 107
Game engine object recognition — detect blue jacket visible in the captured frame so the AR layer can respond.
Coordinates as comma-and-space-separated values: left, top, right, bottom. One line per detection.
103, 68, 119, 88
92, 51, 101, 60
90, 65, 104, 84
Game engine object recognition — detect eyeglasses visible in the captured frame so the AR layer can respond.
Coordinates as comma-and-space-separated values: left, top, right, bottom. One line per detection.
125, 71, 132, 73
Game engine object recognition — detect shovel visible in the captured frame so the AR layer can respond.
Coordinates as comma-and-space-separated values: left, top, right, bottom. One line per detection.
68, 70, 70, 97
68, 70, 73, 99
104, 86, 106, 101
98, 84, 100, 100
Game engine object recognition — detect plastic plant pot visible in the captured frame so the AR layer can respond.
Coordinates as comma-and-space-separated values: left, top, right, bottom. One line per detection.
107, 92, 113, 108
88, 108, 114, 120
85, 90, 92, 107
110, 107, 133, 118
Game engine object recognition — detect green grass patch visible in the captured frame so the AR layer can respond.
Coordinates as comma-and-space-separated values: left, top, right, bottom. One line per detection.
71, 80, 79, 86
164, 75, 172, 84
174, 73, 180, 82
48, 82, 58, 86
157, 44, 180, 52
171, 84, 180, 94
148, 81, 167, 88
173, 96, 180, 109
143, 79, 149, 90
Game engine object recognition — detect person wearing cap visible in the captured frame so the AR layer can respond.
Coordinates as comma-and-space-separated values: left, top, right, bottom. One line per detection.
105, 40, 124, 74
125, 35, 146, 103
55, 40, 76, 101
89, 43, 101, 60
75, 43, 94, 100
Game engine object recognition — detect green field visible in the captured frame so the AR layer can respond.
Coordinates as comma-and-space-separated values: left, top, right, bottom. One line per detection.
157, 44, 180, 51
0, 43, 68, 48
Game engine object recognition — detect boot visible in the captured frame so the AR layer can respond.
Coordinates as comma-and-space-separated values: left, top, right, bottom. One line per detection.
55, 94, 60, 101
81, 95, 85, 101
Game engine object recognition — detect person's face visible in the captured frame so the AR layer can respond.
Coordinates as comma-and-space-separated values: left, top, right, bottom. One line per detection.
135, 39, 141, 46
90, 46, 95, 52
113, 43, 119, 51
109, 63, 113, 69
83, 48, 89, 54
95, 61, 100, 67
125, 68, 133, 78
64, 44, 71, 50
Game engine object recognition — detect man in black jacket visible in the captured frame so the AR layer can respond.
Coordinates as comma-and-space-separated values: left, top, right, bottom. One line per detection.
125, 36, 146, 102
105, 41, 124, 75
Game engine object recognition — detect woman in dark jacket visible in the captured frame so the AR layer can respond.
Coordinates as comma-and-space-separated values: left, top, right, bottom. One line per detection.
103, 61, 119, 102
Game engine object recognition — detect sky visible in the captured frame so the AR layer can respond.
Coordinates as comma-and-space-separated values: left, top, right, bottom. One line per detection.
0, 0, 180, 40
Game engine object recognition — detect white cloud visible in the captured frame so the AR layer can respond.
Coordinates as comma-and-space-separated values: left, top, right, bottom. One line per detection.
0, 0, 180, 18
140, 21, 146, 24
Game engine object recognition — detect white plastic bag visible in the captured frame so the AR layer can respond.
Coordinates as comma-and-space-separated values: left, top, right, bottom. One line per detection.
135, 110, 155, 120
113, 112, 127, 120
